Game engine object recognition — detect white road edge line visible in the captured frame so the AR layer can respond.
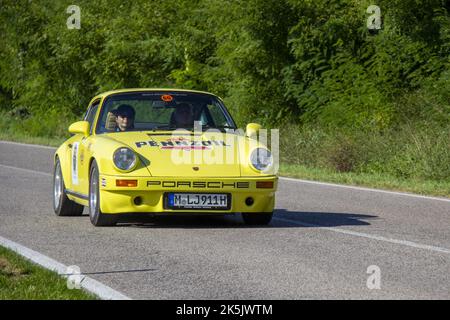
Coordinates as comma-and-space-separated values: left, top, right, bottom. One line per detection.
0, 235, 131, 300
273, 217, 450, 255
0, 140, 57, 150
0, 164, 52, 177
279, 177, 450, 203
2, 140, 449, 203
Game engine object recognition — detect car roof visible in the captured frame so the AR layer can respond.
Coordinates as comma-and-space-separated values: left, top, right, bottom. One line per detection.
91, 88, 220, 101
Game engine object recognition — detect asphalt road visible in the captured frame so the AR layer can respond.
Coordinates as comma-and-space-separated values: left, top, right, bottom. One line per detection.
0, 140, 449, 299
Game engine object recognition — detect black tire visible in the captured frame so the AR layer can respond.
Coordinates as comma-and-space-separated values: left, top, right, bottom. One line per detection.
53, 158, 84, 216
242, 212, 273, 226
89, 160, 118, 227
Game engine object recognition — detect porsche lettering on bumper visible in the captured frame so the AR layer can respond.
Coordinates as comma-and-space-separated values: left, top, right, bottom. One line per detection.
147, 181, 250, 189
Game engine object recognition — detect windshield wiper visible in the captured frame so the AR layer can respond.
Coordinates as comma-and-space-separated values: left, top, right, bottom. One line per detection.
200, 124, 236, 131
151, 124, 177, 131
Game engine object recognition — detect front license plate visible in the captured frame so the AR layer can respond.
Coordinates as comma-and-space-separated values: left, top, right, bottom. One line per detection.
166, 193, 230, 210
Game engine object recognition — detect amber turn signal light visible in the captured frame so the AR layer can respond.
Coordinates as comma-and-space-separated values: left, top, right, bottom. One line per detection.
116, 179, 138, 187
256, 181, 274, 189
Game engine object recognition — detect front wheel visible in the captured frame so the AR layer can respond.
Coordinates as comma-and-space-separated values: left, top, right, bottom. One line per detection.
53, 158, 84, 216
89, 160, 118, 227
242, 212, 273, 226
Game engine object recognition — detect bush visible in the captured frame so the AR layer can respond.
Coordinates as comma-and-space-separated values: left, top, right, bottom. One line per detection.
279, 123, 450, 182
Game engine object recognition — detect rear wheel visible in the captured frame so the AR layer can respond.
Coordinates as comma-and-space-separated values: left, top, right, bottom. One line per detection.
53, 158, 84, 216
89, 160, 118, 227
242, 212, 273, 226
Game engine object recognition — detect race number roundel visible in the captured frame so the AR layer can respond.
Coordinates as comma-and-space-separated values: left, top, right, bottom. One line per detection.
161, 94, 173, 102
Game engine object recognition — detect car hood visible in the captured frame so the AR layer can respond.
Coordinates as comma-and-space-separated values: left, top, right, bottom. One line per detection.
103, 131, 245, 177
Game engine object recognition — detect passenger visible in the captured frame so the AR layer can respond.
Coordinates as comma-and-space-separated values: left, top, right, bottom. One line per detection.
172, 103, 193, 127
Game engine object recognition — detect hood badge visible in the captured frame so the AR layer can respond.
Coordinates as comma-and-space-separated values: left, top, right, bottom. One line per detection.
192, 167, 199, 171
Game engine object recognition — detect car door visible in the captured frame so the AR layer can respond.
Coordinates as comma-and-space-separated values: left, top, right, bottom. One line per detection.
70, 100, 100, 197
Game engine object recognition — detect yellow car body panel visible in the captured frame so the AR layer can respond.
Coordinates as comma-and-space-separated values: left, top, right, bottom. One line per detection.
54, 89, 277, 215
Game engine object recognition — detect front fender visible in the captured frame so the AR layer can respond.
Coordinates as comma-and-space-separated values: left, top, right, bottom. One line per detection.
88, 135, 152, 177
54, 136, 80, 190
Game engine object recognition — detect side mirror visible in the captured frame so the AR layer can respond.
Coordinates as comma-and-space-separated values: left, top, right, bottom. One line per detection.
68, 121, 90, 137
246, 123, 262, 138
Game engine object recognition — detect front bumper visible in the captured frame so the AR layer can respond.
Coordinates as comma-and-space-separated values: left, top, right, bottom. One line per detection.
98, 175, 278, 214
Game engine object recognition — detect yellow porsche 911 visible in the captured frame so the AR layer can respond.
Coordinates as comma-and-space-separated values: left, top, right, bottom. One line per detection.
53, 89, 277, 226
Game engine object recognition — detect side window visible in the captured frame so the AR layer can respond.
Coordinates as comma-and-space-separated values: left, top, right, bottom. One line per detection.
84, 100, 100, 134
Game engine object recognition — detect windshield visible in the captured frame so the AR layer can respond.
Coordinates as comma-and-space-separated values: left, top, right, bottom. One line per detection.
95, 91, 236, 134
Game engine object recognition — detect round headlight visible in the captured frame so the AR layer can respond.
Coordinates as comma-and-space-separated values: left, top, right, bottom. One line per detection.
250, 148, 273, 172
113, 147, 137, 171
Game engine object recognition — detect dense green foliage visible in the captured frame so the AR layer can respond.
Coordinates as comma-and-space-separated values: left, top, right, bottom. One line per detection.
0, 0, 449, 183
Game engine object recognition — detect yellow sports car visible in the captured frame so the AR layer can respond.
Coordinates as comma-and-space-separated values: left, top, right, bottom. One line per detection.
53, 89, 277, 226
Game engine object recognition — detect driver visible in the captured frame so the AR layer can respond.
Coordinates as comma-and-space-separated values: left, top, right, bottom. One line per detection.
172, 103, 193, 127
113, 104, 135, 131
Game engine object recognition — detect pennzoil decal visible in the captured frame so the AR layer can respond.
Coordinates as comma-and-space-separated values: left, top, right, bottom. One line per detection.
135, 137, 229, 150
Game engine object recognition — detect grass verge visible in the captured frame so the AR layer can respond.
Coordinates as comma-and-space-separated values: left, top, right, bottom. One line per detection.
279, 163, 450, 198
0, 246, 96, 300
0, 132, 64, 148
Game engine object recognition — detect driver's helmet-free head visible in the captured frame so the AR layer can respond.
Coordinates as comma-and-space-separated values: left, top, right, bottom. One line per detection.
113, 104, 135, 131
114, 104, 135, 119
